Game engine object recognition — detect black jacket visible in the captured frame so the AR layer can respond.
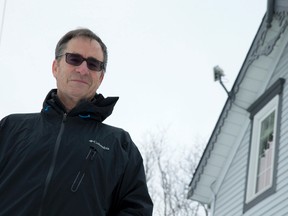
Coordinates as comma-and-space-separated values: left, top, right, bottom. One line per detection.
0, 89, 153, 216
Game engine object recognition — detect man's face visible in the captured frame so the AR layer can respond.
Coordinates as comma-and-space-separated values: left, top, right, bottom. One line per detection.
52, 37, 104, 105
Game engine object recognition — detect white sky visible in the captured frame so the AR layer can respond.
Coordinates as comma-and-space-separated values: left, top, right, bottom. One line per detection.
0, 0, 266, 149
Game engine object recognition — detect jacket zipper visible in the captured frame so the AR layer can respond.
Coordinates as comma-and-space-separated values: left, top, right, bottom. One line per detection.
38, 113, 67, 216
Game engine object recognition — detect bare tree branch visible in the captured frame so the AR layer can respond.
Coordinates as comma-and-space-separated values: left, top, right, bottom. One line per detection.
139, 129, 208, 216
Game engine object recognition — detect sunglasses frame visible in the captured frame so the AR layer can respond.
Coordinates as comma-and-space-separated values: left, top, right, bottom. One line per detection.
57, 53, 104, 72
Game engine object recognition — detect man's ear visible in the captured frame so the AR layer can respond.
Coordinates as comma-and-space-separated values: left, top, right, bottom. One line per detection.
52, 60, 58, 78
99, 71, 105, 84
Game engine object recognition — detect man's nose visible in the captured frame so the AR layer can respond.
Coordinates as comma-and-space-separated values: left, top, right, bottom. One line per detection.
76, 61, 89, 75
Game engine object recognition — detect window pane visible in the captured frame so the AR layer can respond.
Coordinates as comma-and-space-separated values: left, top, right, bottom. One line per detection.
256, 111, 275, 193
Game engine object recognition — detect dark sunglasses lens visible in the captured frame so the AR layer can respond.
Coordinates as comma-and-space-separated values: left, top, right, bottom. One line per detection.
65, 53, 103, 71
87, 59, 102, 71
66, 54, 83, 66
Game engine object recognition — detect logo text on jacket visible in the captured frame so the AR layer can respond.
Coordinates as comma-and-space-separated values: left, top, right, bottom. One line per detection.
89, 140, 110, 151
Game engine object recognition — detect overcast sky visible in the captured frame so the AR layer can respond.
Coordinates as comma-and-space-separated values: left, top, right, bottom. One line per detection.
0, 0, 266, 149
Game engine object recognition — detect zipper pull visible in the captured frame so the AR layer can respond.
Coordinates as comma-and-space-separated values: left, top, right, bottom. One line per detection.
87, 143, 99, 160
71, 172, 85, 192
63, 113, 67, 122
70, 145, 98, 192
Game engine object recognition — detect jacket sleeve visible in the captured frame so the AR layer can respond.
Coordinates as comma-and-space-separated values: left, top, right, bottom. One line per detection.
0, 116, 9, 171
110, 134, 153, 216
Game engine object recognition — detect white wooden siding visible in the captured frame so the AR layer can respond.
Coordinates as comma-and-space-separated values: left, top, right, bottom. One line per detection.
244, 38, 288, 216
213, 128, 249, 216
213, 40, 288, 216
188, 11, 288, 212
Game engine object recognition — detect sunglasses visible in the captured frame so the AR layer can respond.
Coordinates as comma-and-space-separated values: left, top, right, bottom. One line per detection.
57, 53, 104, 71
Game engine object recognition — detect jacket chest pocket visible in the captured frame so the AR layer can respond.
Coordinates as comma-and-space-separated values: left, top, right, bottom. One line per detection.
71, 141, 107, 192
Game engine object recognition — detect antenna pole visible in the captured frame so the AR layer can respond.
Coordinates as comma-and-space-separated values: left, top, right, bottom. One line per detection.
0, 0, 8, 48
219, 76, 231, 98
213, 65, 231, 98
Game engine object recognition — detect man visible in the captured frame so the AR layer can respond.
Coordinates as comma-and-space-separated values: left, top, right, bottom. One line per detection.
0, 28, 153, 215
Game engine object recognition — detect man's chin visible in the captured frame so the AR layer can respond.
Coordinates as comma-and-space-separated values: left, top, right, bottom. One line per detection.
70, 90, 94, 101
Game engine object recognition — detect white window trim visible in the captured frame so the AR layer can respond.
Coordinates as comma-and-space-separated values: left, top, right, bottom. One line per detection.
244, 78, 285, 212
246, 95, 279, 203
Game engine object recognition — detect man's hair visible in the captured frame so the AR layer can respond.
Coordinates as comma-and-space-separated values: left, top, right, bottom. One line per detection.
55, 28, 108, 72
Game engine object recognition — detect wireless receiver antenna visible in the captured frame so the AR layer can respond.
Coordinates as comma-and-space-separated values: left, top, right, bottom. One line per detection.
213, 65, 230, 98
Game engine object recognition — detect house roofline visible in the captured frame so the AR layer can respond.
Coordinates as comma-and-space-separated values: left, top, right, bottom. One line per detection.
188, 12, 268, 200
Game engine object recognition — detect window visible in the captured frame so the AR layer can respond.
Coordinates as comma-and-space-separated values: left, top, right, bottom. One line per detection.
256, 109, 275, 193
246, 96, 278, 202
244, 78, 285, 212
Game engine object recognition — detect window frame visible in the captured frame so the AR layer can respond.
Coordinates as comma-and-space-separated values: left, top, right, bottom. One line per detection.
246, 96, 278, 201
244, 78, 285, 212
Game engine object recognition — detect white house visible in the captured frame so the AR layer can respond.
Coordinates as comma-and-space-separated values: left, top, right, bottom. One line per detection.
188, 1, 288, 215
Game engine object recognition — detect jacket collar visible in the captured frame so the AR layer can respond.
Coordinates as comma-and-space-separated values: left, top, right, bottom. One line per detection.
42, 89, 119, 122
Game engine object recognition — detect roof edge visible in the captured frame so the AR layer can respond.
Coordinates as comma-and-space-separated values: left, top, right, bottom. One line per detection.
187, 13, 268, 201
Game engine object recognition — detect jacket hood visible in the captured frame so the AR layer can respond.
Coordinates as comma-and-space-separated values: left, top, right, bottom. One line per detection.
42, 89, 119, 122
